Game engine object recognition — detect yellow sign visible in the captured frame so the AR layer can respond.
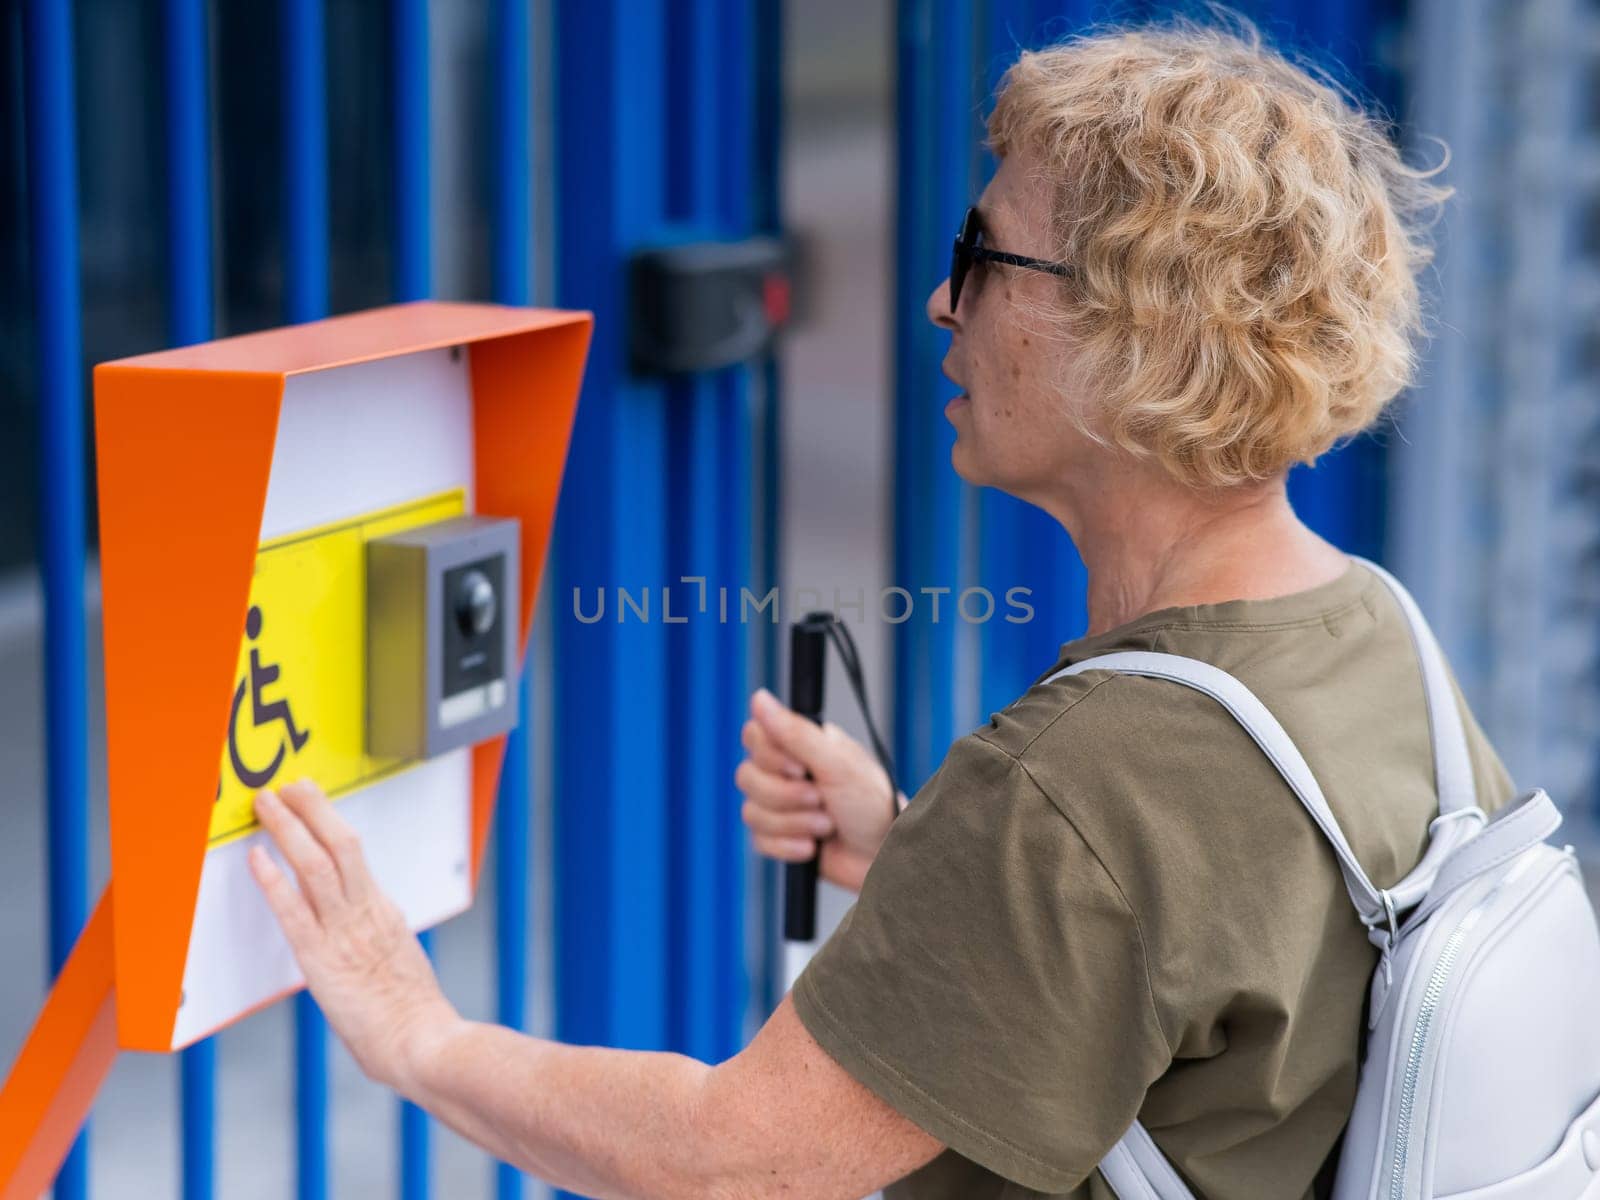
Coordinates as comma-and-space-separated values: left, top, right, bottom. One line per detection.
210, 490, 466, 846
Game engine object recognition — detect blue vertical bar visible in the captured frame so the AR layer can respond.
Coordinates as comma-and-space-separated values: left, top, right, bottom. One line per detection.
662, 0, 751, 1066
390, 1, 433, 1194
894, 0, 977, 788
164, 0, 218, 1195
21, 2, 89, 1198
166, 0, 213, 344
393, 0, 431, 304
708, 0, 754, 1058
552, 5, 670, 1167
283, 0, 330, 1196
492, 0, 531, 307
285, 0, 330, 325
752, 0, 785, 1019
490, 1, 531, 1196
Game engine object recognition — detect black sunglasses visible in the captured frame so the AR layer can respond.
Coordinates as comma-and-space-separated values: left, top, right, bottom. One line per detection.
949, 206, 1073, 314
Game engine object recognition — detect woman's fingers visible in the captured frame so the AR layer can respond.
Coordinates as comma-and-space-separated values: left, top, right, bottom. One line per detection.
734, 759, 823, 811
253, 789, 344, 918
749, 689, 833, 772
741, 795, 834, 840
277, 779, 371, 905
740, 716, 806, 780
246, 792, 459, 1091
736, 752, 835, 848
248, 844, 319, 952
750, 833, 819, 863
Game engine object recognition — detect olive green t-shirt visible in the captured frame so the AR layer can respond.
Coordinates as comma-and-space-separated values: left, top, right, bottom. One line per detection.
791, 559, 1515, 1199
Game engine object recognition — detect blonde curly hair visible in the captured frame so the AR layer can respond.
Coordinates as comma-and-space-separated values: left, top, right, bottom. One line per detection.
986, 18, 1450, 489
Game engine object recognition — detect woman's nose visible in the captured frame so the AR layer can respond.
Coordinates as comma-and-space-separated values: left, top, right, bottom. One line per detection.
926, 278, 956, 330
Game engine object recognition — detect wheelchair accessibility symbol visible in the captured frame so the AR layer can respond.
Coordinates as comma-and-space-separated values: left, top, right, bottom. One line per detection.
227, 604, 312, 789
207, 487, 465, 846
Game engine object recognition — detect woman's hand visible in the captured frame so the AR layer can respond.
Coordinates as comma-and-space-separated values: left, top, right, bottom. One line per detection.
736, 688, 901, 893
248, 780, 461, 1094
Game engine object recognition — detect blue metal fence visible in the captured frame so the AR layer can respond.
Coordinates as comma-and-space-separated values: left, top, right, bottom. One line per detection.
550, 0, 673, 1072
893, 0, 980, 790
490, 2, 535, 1197
662, 0, 756, 1068
548, 14, 764, 1200
17, 0, 1408, 1194
390, 2, 435, 1194
281, 1, 335, 1194
162, 0, 219, 1193
21, 0, 90, 1197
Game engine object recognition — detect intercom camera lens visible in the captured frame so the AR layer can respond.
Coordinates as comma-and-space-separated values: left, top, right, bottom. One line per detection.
455, 569, 498, 637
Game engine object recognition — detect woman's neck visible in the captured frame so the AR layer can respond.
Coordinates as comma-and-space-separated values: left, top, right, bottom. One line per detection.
1041, 472, 1351, 637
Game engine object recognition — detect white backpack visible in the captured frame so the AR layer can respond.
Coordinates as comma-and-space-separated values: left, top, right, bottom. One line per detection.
1044, 557, 1600, 1200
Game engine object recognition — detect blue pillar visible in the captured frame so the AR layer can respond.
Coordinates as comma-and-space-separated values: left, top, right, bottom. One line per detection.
390, 1, 435, 1194
551, 0, 671, 1124
282, 0, 331, 1195
393, 0, 431, 305
164, 0, 218, 1195
22, 1, 89, 1197
893, 0, 981, 786
490, 1, 533, 1196
285, 0, 330, 327
661, 0, 754, 1064
491, 0, 532, 308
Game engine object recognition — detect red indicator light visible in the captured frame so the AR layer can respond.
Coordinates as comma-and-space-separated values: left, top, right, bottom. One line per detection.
762, 273, 791, 327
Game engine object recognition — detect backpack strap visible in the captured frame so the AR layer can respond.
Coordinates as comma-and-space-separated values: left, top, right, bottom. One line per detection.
1349, 556, 1476, 815
1099, 1120, 1195, 1200
1404, 787, 1561, 930
1047, 651, 1386, 927
1345, 558, 1487, 908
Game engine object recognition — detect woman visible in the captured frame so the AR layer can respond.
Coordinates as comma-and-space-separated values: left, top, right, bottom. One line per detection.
251, 20, 1508, 1199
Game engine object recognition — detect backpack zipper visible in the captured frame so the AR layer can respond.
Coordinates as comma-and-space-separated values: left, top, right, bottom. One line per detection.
1386, 854, 1536, 1199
